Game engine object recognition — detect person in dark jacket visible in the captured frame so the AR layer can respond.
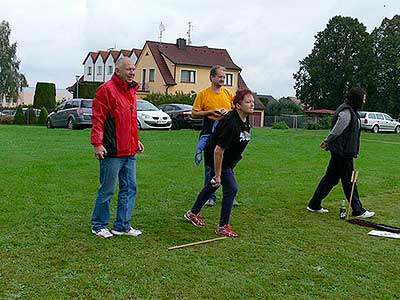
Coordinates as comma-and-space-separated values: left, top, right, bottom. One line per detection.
90, 57, 144, 238
307, 87, 375, 218
184, 88, 255, 237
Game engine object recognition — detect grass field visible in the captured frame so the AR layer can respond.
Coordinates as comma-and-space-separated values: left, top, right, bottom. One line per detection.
0, 125, 399, 300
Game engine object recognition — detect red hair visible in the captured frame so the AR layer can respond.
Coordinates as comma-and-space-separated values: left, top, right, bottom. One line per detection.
233, 88, 254, 106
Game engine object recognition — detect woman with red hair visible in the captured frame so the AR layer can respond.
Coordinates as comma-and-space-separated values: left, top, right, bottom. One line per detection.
184, 88, 255, 237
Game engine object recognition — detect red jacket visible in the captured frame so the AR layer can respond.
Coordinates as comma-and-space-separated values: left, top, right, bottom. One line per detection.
91, 74, 140, 157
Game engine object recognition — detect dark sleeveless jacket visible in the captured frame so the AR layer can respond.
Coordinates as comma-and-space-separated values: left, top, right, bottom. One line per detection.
327, 103, 360, 158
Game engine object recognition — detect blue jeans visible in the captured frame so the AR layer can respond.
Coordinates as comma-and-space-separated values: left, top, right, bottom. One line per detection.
192, 167, 238, 226
91, 156, 137, 231
205, 164, 216, 201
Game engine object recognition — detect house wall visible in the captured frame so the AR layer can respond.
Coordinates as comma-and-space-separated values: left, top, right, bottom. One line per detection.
104, 55, 115, 82
168, 66, 238, 95
136, 44, 167, 94
83, 57, 95, 81
94, 57, 105, 82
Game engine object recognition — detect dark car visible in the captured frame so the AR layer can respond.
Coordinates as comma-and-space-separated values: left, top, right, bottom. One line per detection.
47, 98, 92, 129
159, 103, 202, 130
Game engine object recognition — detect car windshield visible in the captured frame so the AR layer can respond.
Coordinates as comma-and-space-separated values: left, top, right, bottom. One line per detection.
137, 101, 159, 111
359, 112, 366, 118
81, 100, 92, 108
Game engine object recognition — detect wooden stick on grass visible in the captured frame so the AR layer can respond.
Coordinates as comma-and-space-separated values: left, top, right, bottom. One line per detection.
168, 236, 228, 250
346, 170, 359, 220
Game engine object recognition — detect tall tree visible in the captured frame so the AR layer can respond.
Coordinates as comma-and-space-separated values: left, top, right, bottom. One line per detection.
369, 15, 400, 118
0, 21, 27, 104
294, 16, 373, 109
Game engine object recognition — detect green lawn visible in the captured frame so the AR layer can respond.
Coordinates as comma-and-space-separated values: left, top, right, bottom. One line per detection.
0, 125, 399, 300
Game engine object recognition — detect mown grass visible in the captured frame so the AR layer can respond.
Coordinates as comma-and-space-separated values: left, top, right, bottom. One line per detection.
0, 125, 399, 300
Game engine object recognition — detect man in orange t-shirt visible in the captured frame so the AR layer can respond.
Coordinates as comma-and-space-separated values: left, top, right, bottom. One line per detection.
192, 65, 239, 207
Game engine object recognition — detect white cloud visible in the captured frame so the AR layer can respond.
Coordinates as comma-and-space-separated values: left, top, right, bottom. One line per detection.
1, 0, 399, 96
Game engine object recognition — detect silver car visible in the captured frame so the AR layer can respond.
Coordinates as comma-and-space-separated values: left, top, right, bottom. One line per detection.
47, 98, 92, 129
359, 111, 400, 133
137, 100, 171, 130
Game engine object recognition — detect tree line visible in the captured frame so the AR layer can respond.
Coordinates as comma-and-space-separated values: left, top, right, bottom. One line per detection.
294, 15, 400, 118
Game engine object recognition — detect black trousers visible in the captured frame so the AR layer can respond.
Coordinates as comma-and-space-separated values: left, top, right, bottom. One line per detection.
308, 153, 366, 216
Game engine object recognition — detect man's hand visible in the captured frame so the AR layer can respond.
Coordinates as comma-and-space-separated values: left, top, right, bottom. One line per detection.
211, 108, 228, 117
138, 141, 144, 153
210, 175, 221, 188
94, 145, 107, 160
320, 141, 328, 150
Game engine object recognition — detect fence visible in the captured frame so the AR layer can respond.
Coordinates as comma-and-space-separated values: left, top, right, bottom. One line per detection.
265, 115, 325, 129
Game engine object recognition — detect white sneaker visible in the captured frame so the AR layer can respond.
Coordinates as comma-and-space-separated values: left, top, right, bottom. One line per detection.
307, 206, 329, 213
91, 228, 113, 238
111, 226, 142, 237
357, 211, 375, 218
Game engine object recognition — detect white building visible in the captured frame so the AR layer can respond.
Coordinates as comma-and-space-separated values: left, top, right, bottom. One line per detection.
82, 49, 141, 83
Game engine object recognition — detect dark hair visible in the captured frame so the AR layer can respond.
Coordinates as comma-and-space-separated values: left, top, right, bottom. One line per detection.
345, 87, 366, 110
209, 65, 225, 80
233, 88, 254, 106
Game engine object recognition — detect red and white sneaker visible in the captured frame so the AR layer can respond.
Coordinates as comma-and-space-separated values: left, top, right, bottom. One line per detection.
215, 224, 238, 237
184, 210, 205, 227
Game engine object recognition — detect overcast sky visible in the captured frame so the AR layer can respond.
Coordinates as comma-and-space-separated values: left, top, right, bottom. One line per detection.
2, 0, 399, 98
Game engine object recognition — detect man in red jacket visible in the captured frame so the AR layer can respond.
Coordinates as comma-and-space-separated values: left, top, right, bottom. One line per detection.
90, 57, 144, 238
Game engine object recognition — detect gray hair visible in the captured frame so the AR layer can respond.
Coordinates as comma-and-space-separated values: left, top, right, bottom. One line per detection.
115, 57, 133, 69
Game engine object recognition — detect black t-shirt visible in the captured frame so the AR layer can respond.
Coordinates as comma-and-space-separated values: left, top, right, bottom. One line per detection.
204, 110, 251, 169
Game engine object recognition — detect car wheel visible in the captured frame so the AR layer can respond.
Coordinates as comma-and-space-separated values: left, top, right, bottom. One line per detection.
137, 120, 142, 130
395, 126, 400, 134
171, 119, 180, 130
67, 118, 74, 130
372, 125, 379, 134
46, 118, 53, 129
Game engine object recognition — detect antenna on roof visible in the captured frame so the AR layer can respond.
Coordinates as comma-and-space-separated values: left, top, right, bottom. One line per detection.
159, 22, 166, 43
187, 21, 194, 45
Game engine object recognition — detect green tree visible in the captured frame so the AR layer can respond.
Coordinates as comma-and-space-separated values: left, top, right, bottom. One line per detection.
369, 15, 400, 118
13, 105, 25, 124
38, 107, 48, 125
33, 82, 56, 111
294, 16, 373, 110
0, 21, 27, 104
266, 98, 303, 116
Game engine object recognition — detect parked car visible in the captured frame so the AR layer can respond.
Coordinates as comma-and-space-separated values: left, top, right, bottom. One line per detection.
137, 100, 171, 130
158, 103, 202, 130
359, 111, 400, 133
47, 98, 92, 129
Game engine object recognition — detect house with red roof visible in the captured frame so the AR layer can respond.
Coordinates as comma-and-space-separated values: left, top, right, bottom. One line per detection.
135, 38, 247, 97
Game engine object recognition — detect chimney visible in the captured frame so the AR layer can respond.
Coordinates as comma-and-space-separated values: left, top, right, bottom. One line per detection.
176, 38, 187, 50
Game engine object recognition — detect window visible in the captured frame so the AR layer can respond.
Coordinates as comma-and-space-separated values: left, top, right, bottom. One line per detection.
376, 113, 384, 120
224, 73, 233, 86
181, 70, 196, 83
64, 101, 74, 109
108, 65, 113, 75
149, 69, 155, 82
97, 66, 102, 75
87, 66, 92, 75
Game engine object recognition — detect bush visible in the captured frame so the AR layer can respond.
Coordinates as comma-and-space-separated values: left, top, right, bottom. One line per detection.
78, 81, 103, 99
25, 106, 37, 125
13, 106, 25, 125
144, 91, 196, 106
0, 115, 14, 124
272, 121, 289, 129
306, 115, 333, 130
33, 82, 56, 112
38, 107, 48, 125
